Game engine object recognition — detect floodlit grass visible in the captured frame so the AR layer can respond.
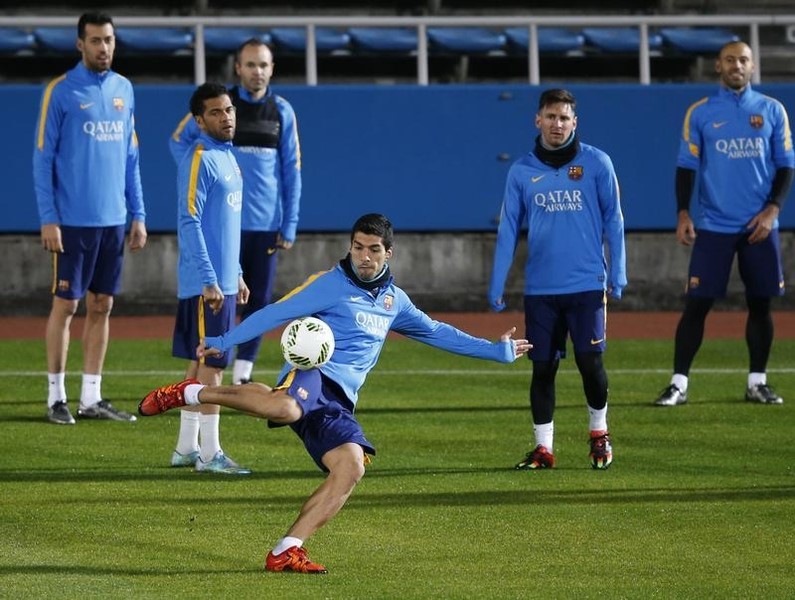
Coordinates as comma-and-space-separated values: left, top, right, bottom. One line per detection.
0, 337, 793, 598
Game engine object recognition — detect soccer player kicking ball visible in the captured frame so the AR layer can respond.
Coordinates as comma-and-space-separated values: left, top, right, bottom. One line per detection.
140, 213, 530, 574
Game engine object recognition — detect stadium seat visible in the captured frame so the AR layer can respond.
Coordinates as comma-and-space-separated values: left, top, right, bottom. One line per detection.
348, 27, 418, 52
427, 27, 507, 53
504, 27, 585, 54
582, 27, 663, 53
660, 27, 740, 53
269, 27, 351, 53
33, 28, 77, 52
204, 27, 272, 53
0, 28, 35, 53
116, 28, 193, 53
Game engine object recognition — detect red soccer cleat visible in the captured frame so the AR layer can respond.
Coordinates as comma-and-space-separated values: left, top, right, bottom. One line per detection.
515, 444, 555, 470
138, 378, 200, 416
266, 546, 328, 575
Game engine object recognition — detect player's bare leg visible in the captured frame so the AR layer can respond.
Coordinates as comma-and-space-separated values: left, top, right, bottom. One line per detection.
286, 443, 365, 540
82, 291, 112, 375
46, 296, 78, 374
141, 380, 302, 423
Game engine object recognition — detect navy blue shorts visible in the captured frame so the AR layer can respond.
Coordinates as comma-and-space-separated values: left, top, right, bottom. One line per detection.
273, 369, 375, 473
236, 231, 279, 362
687, 229, 784, 298
52, 225, 125, 299
524, 290, 607, 361
172, 295, 237, 368
239, 230, 279, 312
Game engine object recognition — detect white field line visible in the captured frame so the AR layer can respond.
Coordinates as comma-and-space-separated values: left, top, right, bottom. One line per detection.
1, 368, 794, 377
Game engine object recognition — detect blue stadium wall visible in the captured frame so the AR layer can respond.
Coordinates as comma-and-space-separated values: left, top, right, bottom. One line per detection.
4, 83, 795, 232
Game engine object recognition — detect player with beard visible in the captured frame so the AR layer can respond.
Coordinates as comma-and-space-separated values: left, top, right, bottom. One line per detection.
654, 41, 794, 407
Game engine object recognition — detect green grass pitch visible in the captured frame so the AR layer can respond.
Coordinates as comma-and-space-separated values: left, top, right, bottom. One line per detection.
0, 337, 793, 598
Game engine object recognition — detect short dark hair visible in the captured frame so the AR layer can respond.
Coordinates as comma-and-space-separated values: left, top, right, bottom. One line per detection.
189, 82, 230, 117
537, 88, 576, 113
351, 214, 394, 250
235, 37, 273, 64
77, 12, 114, 40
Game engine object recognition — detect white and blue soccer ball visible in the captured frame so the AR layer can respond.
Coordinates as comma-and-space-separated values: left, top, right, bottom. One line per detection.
280, 317, 335, 370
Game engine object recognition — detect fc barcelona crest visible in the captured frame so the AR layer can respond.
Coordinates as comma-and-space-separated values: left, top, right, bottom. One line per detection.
113, 97, 125, 111
568, 165, 583, 180
384, 295, 393, 310
749, 114, 764, 129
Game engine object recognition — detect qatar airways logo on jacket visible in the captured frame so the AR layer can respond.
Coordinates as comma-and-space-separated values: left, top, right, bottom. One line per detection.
83, 120, 124, 142
534, 189, 583, 212
355, 311, 389, 338
226, 190, 242, 211
715, 137, 764, 159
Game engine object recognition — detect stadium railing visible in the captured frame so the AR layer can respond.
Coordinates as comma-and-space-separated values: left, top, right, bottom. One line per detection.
0, 14, 792, 85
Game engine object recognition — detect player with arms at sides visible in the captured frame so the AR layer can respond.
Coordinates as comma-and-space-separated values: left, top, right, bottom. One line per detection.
169, 38, 301, 386
140, 213, 530, 574
168, 82, 250, 474
488, 88, 626, 471
33, 12, 146, 425
654, 41, 794, 407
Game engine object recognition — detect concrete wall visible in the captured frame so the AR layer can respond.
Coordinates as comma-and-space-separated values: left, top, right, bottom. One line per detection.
4, 231, 794, 316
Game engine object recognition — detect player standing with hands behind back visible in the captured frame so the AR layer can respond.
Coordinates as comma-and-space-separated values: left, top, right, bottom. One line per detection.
489, 88, 626, 470
654, 41, 794, 407
33, 12, 147, 425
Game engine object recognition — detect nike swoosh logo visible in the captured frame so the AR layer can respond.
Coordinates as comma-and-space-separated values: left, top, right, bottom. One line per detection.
224, 174, 232, 181
349, 296, 363, 302
590, 338, 605, 345
79, 102, 94, 110
712, 121, 728, 128
267, 248, 277, 255
531, 175, 545, 183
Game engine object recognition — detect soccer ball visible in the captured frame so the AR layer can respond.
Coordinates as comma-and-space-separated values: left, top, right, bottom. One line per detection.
280, 317, 335, 370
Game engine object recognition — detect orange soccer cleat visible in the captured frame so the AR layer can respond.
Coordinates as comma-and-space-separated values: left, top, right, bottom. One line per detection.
138, 378, 200, 416
266, 546, 328, 575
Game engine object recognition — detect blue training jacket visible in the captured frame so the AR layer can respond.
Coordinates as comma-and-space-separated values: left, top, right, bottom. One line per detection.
205, 261, 517, 406
677, 85, 795, 233
176, 132, 244, 298
33, 61, 145, 227
169, 86, 301, 242
489, 141, 627, 306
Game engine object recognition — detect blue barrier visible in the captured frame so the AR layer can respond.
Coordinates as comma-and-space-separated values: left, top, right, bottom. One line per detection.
7, 83, 795, 233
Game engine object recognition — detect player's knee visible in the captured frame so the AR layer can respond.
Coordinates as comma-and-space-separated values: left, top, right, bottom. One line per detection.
265, 389, 302, 422
683, 296, 713, 321
746, 296, 771, 318
325, 445, 366, 486
575, 352, 604, 377
51, 296, 79, 318
86, 292, 114, 316
340, 457, 365, 487
532, 360, 558, 385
